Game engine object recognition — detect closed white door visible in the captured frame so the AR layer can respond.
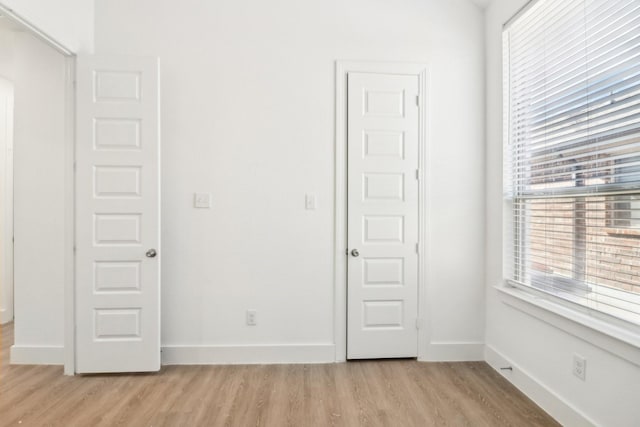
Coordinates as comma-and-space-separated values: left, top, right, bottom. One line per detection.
75, 56, 160, 373
347, 72, 420, 359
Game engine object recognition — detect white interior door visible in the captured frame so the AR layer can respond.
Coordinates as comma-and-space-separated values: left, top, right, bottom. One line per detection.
76, 56, 160, 373
347, 72, 420, 359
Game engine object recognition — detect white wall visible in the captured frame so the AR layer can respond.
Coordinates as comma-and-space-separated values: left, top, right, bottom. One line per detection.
0, 23, 68, 363
0, 75, 13, 325
93, 0, 486, 362
0, 0, 93, 53
484, 1, 640, 425
0, 22, 14, 326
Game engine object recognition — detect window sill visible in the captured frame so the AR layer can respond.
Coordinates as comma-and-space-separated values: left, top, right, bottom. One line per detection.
494, 284, 640, 367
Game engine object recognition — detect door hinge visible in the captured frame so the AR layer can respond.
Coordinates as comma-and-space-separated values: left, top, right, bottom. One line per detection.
415, 242, 421, 254
73, 161, 76, 172
416, 94, 420, 107
415, 169, 421, 180
416, 318, 423, 330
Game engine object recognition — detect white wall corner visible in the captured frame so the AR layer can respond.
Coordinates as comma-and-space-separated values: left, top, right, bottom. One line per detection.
161, 344, 336, 366
420, 342, 485, 362
485, 345, 596, 427
10, 345, 64, 365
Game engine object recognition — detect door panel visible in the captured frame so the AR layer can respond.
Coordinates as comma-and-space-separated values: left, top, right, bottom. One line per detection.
347, 72, 419, 359
76, 56, 160, 373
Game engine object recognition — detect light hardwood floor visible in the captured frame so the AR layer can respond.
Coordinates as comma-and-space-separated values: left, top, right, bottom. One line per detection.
0, 322, 559, 426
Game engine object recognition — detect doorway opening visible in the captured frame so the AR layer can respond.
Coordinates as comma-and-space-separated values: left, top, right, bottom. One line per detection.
0, 12, 76, 372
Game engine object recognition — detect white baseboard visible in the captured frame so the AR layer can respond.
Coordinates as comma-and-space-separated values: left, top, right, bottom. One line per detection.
420, 342, 485, 362
0, 308, 12, 325
10, 345, 64, 365
162, 343, 336, 365
485, 345, 595, 427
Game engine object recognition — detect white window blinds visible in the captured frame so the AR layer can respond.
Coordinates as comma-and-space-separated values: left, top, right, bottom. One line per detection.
504, 0, 640, 324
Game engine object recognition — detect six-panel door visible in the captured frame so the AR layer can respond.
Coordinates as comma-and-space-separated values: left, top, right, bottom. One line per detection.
347, 72, 420, 359
76, 56, 160, 373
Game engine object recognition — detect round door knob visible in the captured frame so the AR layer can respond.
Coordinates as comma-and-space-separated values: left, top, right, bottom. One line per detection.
351, 249, 360, 257
146, 249, 157, 258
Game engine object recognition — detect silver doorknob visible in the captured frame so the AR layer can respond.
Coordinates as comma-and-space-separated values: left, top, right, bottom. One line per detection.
146, 249, 157, 258
351, 249, 360, 257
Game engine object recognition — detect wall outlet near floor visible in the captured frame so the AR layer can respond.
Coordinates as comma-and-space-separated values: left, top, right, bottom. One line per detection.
573, 354, 586, 381
246, 309, 257, 326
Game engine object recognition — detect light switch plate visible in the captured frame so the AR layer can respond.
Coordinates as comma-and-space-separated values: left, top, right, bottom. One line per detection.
194, 193, 211, 209
246, 309, 257, 326
305, 194, 317, 210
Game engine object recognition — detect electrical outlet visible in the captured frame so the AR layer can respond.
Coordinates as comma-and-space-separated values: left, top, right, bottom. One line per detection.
194, 193, 211, 209
573, 354, 586, 381
246, 309, 257, 326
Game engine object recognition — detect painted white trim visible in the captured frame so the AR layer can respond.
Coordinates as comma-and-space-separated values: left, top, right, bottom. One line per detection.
0, 3, 74, 55
161, 344, 336, 365
485, 345, 596, 427
420, 342, 485, 362
10, 345, 64, 365
496, 285, 640, 367
63, 56, 76, 376
334, 61, 347, 362
334, 60, 430, 362
0, 309, 11, 324
417, 68, 431, 363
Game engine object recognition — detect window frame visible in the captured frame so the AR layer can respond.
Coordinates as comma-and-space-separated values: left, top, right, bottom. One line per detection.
502, 0, 640, 329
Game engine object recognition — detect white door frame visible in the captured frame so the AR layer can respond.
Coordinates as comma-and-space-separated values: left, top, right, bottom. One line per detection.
335, 61, 430, 362
0, 3, 77, 375
63, 56, 76, 375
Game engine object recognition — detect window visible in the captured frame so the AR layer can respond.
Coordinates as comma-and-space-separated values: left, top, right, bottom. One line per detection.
504, 0, 640, 325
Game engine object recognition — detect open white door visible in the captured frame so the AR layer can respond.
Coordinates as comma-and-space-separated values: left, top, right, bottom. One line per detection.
75, 56, 160, 373
347, 72, 420, 359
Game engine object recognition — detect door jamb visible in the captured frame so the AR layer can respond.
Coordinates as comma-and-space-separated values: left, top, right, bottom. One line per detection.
334, 61, 430, 362
63, 56, 76, 375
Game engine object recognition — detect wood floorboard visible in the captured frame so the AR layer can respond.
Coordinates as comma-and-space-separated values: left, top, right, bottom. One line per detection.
0, 322, 559, 426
